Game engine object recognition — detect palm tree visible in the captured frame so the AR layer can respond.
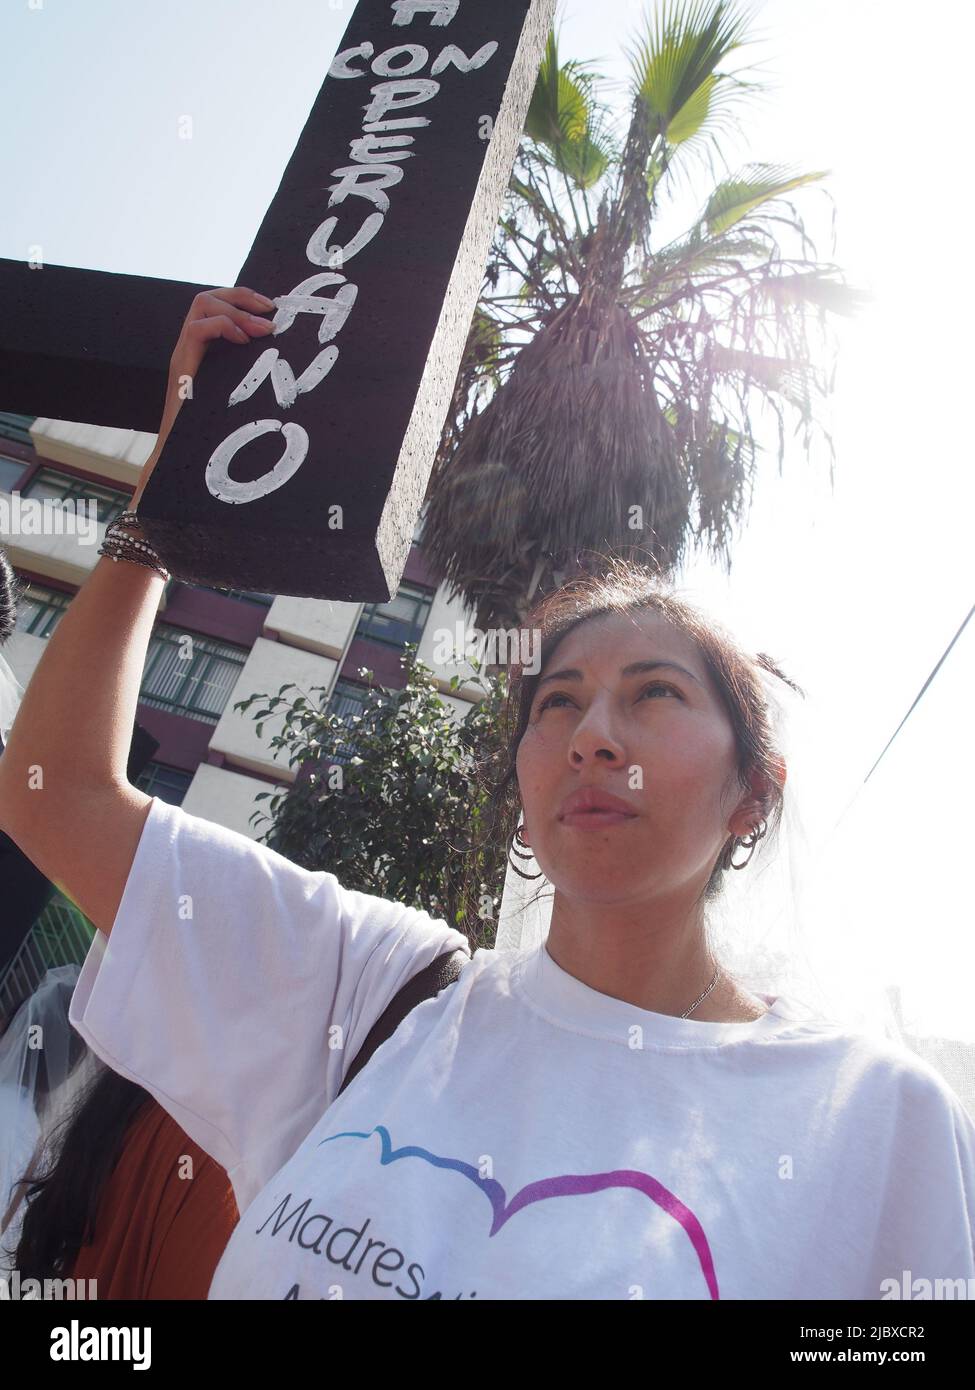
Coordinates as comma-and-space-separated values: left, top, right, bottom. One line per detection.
421, 0, 863, 634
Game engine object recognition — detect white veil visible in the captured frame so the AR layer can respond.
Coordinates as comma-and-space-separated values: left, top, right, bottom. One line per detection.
0, 619, 105, 1265
496, 630, 975, 1122
0, 649, 24, 746
0, 966, 102, 1268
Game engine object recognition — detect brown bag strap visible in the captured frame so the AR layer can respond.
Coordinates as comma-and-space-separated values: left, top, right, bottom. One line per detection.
337, 947, 468, 1097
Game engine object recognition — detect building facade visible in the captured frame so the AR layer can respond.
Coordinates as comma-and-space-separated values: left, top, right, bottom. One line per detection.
0, 410, 486, 1016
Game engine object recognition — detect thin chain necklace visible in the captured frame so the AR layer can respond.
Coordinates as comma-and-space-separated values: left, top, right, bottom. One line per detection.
680, 964, 721, 1019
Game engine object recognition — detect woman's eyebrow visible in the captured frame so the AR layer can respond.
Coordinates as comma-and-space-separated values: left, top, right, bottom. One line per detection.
535, 660, 703, 689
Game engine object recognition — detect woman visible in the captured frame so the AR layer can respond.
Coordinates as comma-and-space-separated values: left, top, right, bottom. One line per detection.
0, 287, 971, 1300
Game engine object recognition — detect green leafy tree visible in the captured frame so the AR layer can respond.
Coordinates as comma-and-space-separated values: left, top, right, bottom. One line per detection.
423, 0, 866, 632
234, 647, 510, 946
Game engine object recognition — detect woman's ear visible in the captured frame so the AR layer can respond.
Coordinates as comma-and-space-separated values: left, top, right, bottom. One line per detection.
729, 765, 780, 838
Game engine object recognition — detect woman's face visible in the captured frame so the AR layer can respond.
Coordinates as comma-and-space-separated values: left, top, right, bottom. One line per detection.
515, 609, 759, 906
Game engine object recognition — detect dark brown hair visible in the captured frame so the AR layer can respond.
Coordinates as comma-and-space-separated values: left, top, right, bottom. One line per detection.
462, 556, 805, 937
9, 1067, 151, 1282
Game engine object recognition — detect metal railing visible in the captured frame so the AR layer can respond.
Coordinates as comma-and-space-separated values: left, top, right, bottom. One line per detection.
0, 893, 95, 1028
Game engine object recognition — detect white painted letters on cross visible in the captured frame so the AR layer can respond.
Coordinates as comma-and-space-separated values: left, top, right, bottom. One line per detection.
207, 0, 500, 507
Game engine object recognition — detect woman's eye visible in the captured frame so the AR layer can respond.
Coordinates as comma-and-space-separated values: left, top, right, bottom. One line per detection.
639, 682, 681, 701
537, 682, 680, 713
537, 691, 571, 712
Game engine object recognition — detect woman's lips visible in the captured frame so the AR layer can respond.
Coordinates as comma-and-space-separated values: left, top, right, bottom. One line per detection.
560, 810, 637, 830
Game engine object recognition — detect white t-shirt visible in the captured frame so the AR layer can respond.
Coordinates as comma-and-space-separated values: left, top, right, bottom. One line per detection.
69, 796, 975, 1301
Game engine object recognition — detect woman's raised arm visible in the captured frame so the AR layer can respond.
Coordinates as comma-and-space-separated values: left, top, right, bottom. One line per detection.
0, 287, 277, 935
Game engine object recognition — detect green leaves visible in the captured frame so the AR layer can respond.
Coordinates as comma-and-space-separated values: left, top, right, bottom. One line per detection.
524, 29, 617, 191
627, 0, 751, 141
237, 652, 511, 943
555, 126, 615, 192
664, 73, 716, 144
704, 164, 828, 236
525, 32, 590, 148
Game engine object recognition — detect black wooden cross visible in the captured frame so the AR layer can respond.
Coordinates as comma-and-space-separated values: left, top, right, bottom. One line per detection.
1, 0, 557, 600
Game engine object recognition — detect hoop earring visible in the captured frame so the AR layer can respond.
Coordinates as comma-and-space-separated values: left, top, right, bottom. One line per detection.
507, 823, 543, 881
728, 818, 768, 870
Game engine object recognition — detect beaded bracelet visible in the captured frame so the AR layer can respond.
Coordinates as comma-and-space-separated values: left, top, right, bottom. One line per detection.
98, 510, 172, 581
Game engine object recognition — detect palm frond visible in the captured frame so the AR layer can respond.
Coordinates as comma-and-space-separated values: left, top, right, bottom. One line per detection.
525, 30, 613, 153
709, 343, 815, 413
551, 107, 619, 192
745, 269, 870, 317
605, 0, 760, 268
625, 0, 752, 140
524, 30, 619, 196
628, 231, 775, 303
703, 163, 828, 235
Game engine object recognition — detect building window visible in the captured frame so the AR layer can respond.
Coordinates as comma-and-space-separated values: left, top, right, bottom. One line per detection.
219, 589, 275, 606
174, 579, 275, 606
325, 677, 372, 763
14, 583, 72, 638
140, 625, 248, 724
0, 454, 27, 492
22, 467, 130, 526
355, 582, 433, 649
0, 413, 36, 446
135, 761, 192, 805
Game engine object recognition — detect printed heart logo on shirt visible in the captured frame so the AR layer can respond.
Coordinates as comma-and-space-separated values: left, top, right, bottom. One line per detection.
318, 1123, 719, 1298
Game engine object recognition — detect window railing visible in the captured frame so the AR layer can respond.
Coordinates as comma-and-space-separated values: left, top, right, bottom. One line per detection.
140, 626, 248, 724
0, 892, 95, 1029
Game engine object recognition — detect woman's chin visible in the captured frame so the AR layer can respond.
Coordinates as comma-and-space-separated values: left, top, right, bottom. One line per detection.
544, 862, 656, 903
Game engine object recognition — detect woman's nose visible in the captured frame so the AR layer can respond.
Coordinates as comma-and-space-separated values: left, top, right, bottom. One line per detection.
568, 710, 627, 764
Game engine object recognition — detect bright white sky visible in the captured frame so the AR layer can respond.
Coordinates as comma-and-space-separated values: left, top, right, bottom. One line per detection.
3, 0, 972, 1043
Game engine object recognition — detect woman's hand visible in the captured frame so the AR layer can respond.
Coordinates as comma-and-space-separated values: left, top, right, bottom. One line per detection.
132, 286, 278, 511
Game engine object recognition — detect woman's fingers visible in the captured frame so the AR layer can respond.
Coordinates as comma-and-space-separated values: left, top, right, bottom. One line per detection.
205, 286, 276, 311
169, 286, 278, 378
138, 287, 281, 507
191, 288, 277, 339
186, 312, 262, 346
